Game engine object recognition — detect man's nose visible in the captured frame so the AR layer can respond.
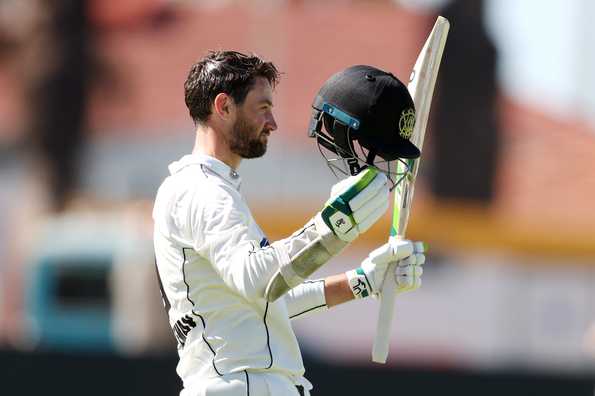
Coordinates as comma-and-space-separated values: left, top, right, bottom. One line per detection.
267, 113, 278, 131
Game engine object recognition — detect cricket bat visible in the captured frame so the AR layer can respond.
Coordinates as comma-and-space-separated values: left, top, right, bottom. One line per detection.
372, 16, 450, 364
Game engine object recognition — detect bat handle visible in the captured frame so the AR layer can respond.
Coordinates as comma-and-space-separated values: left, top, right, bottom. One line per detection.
372, 259, 398, 363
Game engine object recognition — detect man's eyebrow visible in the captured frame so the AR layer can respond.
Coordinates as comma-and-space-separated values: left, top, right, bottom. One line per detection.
260, 98, 274, 107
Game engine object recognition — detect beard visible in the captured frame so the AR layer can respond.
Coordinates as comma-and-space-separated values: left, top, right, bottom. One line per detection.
228, 113, 270, 159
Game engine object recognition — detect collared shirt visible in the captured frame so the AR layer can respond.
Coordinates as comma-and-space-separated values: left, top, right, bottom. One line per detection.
153, 154, 326, 388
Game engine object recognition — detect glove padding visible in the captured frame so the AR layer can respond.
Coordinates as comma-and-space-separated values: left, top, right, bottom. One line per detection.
319, 168, 389, 242
264, 169, 389, 302
362, 239, 425, 295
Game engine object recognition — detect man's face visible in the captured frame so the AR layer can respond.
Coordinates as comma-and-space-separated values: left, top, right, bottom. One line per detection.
228, 77, 277, 159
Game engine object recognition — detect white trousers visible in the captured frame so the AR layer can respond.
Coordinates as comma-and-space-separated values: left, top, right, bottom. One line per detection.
181, 371, 312, 396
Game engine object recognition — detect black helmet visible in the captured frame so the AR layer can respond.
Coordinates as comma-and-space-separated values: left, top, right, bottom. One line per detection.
309, 65, 419, 179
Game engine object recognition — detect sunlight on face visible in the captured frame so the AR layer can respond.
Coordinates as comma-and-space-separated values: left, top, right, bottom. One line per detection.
229, 77, 277, 159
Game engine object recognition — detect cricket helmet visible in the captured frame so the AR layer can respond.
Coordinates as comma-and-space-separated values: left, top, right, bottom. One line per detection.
308, 65, 419, 180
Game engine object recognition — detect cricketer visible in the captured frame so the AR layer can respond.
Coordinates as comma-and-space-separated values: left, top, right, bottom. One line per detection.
152, 50, 425, 396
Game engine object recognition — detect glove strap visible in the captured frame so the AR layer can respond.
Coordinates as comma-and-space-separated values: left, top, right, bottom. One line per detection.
346, 268, 373, 299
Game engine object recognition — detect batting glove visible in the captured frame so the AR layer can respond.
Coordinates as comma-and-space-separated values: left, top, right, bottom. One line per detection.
346, 239, 425, 299
316, 168, 390, 243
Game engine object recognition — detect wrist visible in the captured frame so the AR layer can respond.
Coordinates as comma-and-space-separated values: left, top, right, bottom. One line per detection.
345, 268, 373, 299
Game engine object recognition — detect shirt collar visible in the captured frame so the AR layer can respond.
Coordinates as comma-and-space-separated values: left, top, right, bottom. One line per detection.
168, 154, 242, 190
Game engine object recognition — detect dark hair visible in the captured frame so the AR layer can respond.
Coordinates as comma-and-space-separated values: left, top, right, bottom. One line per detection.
184, 50, 280, 124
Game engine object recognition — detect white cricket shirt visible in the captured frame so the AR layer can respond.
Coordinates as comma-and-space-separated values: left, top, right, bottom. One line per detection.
153, 154, 327, 388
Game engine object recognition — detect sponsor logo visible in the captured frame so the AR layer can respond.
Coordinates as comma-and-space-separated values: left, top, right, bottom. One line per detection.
335, 218, 346, 228
352, 278, 369, 298
173, 314, 197, 347
259, 237, 270, 248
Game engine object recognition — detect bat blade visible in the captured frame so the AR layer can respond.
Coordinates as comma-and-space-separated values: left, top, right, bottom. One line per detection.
372, 16, 450, 364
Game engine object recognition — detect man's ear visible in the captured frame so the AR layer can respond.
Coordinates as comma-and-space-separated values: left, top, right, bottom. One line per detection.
213, 93, 235, 121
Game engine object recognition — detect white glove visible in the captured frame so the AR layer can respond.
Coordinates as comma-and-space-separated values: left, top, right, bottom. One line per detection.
346, 239, 425, 299
316, 168, 390, 243
265, 168, 389, 303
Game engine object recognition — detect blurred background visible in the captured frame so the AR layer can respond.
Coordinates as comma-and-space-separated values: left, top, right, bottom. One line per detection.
1, 0, 594, 394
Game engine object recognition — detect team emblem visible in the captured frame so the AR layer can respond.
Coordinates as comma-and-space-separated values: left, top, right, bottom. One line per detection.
398, 108, 415, 139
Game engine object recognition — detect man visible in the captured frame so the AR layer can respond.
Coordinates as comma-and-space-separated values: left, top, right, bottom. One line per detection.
153, 51, 425, 396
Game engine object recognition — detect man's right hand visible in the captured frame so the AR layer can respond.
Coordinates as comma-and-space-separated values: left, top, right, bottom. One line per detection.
317, 168, 389, 242
264, 168, 389, 302
361, 239, 425, 296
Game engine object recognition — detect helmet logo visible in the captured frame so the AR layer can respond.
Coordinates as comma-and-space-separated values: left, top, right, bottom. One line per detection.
398, 108, 415, 139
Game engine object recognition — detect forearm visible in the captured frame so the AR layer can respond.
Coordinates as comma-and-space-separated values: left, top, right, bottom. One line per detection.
266, 169, 390, 302
285, 280, 328, 319
264, 216, 346, 301
324, 273, 355, 308
284, 273, 354, 319
210, 218, 343, 302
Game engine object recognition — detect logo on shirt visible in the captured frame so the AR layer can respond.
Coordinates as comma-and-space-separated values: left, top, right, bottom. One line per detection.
173, 314, 197, 348
260, 237, 270, 248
